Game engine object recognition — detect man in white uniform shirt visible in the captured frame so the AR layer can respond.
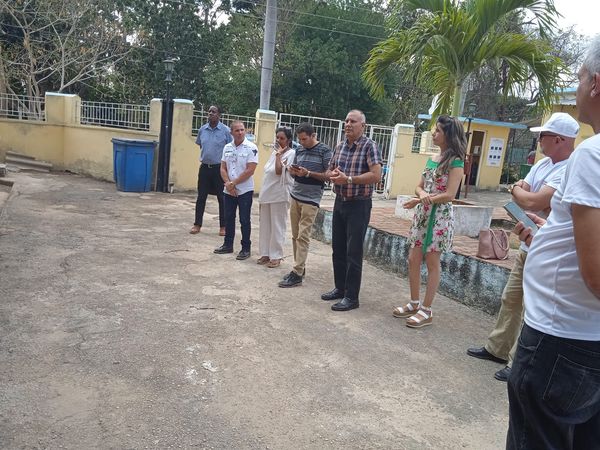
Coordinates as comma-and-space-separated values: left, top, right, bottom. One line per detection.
507, 36, 600, 449
467, 112, 579, 382
213, 121, 258, 260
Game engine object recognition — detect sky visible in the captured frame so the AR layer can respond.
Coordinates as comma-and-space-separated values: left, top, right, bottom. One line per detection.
554, 0, 598, 38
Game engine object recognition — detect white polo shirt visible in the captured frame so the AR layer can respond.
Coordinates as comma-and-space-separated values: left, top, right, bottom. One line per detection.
523, 134, 600, 340
221, 138, 259, 195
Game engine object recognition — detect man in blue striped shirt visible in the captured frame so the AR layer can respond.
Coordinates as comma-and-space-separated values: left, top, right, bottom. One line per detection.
278, 123, 332, 288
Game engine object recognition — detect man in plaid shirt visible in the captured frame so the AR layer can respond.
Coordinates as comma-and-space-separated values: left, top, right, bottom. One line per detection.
321, 110, 382, 311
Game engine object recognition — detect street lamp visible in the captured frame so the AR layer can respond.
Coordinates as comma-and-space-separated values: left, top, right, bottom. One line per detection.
163, 58, 175, 83
458, 102, 477, 199
156, 58, 176, 193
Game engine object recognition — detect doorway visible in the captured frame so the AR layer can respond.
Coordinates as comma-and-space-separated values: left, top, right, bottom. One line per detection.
467, 131, 485, 186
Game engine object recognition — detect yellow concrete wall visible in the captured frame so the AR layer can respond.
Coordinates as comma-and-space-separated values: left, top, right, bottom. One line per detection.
0, 120, 65, 167
387, 125, 434, 197
253, 109, 278, 193
63, 125, 157, 182
473, 124, 511, 190
168, 99, 199, 190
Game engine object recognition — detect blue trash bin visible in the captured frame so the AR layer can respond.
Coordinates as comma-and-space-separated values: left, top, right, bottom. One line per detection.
112, 138, 157, 192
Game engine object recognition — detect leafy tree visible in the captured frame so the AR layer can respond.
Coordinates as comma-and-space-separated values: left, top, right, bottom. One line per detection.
0, 0, 130, 102
363, 0, 565, 117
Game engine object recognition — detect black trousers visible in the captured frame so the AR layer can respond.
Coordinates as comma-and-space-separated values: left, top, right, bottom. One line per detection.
331, 197, 372, 301
194, 164, 224, 227
507, 324, 600, 450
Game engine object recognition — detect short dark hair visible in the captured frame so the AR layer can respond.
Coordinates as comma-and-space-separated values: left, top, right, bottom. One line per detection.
296, 122, 315, 136
276, 126, 293, 142
209, 105, 222, 115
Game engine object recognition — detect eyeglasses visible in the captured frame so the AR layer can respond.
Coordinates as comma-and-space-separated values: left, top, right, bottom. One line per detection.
539, 133, 565, 141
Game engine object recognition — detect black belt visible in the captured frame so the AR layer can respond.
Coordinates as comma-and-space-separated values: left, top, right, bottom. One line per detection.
202, 163, 220, 169
337, 196, 371, 202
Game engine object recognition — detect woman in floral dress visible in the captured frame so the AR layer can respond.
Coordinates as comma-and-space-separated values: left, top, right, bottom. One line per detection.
393, 115, 466, 328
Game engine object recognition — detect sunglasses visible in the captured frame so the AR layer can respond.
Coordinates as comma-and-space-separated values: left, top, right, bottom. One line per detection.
539, 133, 565, 141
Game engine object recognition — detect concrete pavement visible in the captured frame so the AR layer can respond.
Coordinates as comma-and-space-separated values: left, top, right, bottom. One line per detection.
0, 172, 509, 449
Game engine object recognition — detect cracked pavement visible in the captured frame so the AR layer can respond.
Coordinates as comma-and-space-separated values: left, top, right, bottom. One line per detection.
0, 172, 509, 449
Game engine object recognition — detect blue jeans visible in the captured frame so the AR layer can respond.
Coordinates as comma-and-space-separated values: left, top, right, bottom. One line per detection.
507, 324, 600, 450
223, 191, 253, 251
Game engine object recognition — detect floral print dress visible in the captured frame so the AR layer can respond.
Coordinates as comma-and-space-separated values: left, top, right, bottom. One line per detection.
408, 158, 464, 253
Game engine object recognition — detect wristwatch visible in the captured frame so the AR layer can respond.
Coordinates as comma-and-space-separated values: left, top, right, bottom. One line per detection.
347, 176, 353, 185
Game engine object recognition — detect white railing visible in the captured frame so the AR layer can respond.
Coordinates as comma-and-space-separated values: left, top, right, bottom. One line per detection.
366, 124, 395, 193
412, 131, 440, 154
278, 113, 344, 152
192, 108, 256, 137
0, 93, 45, 121
278, 113, 396, 194
79, 101, 150, 131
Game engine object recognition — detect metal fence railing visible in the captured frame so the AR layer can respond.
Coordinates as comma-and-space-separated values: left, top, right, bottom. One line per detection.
0, 93, 45, 121
277, 113, 344, 152
79, 101, 150, 131
412, 131, 440, 154
277, 113, 397, 195
192, 108, 256, 138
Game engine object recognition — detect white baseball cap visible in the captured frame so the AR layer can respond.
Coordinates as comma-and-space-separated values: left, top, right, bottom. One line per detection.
530, 112, 579, 138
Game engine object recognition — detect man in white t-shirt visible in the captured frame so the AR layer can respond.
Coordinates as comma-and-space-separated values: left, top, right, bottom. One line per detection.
467, 112, 579, 382
213, 121, 258, 260
507, 36, 600, 449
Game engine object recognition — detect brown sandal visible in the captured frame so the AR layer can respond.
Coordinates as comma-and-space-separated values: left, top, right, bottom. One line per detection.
267, 258, 281, 268
392, 301, 420, 318
257, 256, 270, 265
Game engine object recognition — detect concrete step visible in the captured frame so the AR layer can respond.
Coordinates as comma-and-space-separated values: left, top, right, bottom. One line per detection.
5, 155, 52, 172
6, 151, 36, 161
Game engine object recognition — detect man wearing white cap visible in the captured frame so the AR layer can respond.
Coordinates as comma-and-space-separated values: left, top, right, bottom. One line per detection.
507, 36, 600, 448
467, 111, 579, 382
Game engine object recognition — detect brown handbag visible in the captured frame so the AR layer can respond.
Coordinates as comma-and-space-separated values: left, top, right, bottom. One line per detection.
477, 229, 509, 260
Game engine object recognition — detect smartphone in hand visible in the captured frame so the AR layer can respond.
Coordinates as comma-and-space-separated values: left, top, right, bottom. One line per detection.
290, 164, 300, 170
504, 201, 539, 235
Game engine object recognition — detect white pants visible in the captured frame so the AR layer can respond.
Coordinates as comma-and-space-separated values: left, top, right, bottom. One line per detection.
259, 202, 289, 259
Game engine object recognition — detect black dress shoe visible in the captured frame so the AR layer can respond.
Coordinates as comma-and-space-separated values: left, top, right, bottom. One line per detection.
321, 288, 344, 301
236, 249, 251, 260
331, 297, 359, 311
214, 244, 233, 254
278, 271, 302, 288
494, 366, 511, 382
466, 346, 508, 364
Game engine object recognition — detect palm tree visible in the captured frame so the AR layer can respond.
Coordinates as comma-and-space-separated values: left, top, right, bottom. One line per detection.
363, 0, 564, 117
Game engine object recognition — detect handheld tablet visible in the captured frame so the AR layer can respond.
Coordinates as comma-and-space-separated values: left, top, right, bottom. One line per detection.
503, 201, 538, 235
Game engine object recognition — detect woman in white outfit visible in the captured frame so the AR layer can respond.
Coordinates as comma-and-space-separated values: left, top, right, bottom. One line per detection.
257, 127, 296, 268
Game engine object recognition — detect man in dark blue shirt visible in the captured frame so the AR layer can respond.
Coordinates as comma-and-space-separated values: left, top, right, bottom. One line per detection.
190, 105, 232, 235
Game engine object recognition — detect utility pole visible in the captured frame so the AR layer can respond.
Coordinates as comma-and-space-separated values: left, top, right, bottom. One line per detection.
260, 0, 277, 110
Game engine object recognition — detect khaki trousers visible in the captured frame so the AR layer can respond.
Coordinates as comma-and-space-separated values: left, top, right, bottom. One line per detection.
289, 198, 319, 276
485, 249, 527, 366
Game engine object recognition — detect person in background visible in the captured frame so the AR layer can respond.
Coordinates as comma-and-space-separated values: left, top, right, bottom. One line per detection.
213, 121, 258, 260
190, 105, 231, 236
257, 127, 296, 268
278, 123, 332, 288
467, 112, 578, 382
321, 109, 381, 311
393, 115, 465, 327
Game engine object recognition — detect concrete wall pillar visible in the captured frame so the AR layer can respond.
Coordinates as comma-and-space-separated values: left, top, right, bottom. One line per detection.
149, 98, 162, 134
45, 92, 80, 126
168, 99, 199, 190
253, 109, 278, 192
